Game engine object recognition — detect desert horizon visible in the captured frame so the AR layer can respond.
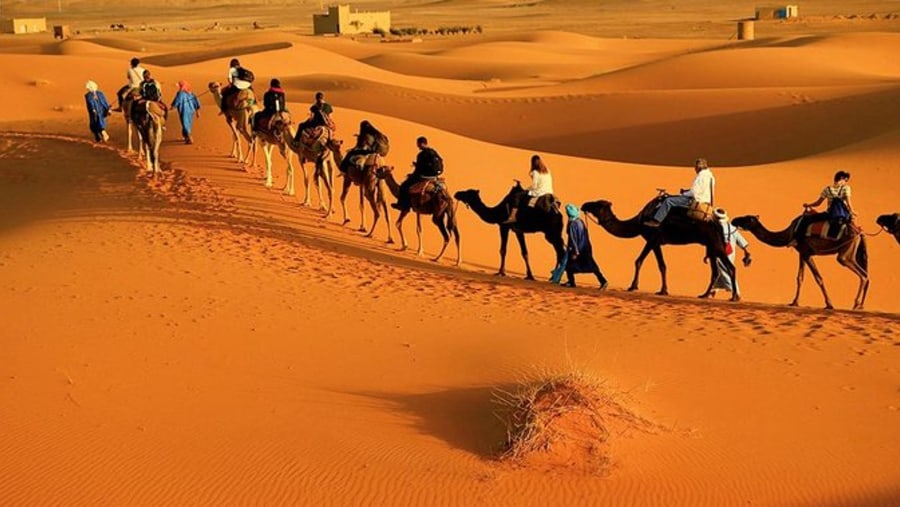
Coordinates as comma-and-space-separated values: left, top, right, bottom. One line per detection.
1, 1, 899, 505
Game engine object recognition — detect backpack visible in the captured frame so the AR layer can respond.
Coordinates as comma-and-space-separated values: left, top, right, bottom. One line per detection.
373, 133, 390, 156
826, 188, 850, 222
141, 81, 160, 102
236, 67, 255, 83
418, 148, 443, 176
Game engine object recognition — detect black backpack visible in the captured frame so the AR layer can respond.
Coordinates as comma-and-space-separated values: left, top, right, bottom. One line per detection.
141, 81, 160, 102
236, 67, 255, 83
419, 148, 443, 176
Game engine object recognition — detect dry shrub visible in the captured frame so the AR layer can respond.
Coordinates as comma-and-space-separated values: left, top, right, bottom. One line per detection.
493, 371, 659, 474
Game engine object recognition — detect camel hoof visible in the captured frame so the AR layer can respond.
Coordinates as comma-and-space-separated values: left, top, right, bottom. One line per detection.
656, 290, 669, 296
697, 293, 710, 299
359, 227, 368, 233
495, 272, 506, 277
627, 286, 638, 292
824, 305, 834, 311
788, 302, 799, 307
731, 296, 741, 302
525, 275, 535, 281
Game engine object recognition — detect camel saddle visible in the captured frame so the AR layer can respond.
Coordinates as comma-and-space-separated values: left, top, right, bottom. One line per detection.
525, 194, 560, 214
298, 126, 329, 148
686, 200, 714, 222
133, 100, 167, 123
256, 111, 291, 135
409, 178, 449, 212
228, 89, 256, 111
805, 221, 851, 241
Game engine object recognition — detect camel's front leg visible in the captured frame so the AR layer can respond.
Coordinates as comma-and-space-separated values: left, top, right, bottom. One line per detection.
515, 231, 534, 280
629, 242, 655, 292
358, 186, 367, 233
805, 257, 834, 310
321, 160, 334, 217
652, 245, 668, 295
126, 122, 134, 153
432, 214, 451, 263
339, 177, 352, 225
379, 185, 394, 244
699, 252, 718, 299
263, 143, 274, 189
229, 123, 240, 160
497, 226, 510, 276
415, 213, 424, 257
284, 148, 296, 196
790, 255, 806, 307
396, 210, 409, 251
300, 159, 312, 206
838, 243, 869, 310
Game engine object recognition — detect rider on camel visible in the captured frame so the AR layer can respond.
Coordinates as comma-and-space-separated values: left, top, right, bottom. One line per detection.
113, 57, 146, 112
253, 78, 287, 133
504, 154, 554, 224
139, 70, 168, 121
645, 157, 715, 227
391, 136, 443, 212
220, 58, 253, 114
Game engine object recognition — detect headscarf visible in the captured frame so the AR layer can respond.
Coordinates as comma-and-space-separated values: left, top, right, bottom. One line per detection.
177, 80, 192, 93
85, 80, 98, 93
565, 203, 580, 220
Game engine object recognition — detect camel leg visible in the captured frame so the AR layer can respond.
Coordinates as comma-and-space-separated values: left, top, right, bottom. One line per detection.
838, 243, 869, 310
415, 213, 424, 257
126, 122, 134, 153
432, 213, 451, 263
790, 255, 806, 307
284, 146, 296, 197
315, 158, 328, 212
321, 159, 334, 217
263, 143, 274, 189
497, 226, 511, 277
652, 245, 668, 295
339, 177, 352, 225
358, 186, 367, 233
396, 210, 410, 251
229, 122, 240, 160
515, 231, 534, 281
450, 211, 462, 267
378, 183, 394, 244
365, 189, 380, 239
805, 256, 834, 310
628, 242, 655, 292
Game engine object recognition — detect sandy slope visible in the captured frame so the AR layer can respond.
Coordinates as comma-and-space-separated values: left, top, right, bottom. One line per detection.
1, 24, 899, 506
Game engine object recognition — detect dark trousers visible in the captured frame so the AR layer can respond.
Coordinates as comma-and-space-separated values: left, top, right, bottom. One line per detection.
116, 85, 131, 107
397, 177, 417, 209
566, 259, 608, 287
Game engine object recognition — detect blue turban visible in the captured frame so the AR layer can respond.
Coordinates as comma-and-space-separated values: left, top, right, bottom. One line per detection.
565, 203, 580, 219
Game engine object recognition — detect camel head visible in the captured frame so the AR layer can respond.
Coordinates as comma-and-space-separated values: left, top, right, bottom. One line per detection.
581, 200, 612, 219
731, 215, 760, 231
208, 81, 222, 93
454, 189, 480, 207
876, 213, 899, 233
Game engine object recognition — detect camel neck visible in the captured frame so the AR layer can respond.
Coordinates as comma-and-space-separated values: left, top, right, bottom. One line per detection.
593, 209, 642, 238
467, 195, 507, 224
747, 219, 795, 247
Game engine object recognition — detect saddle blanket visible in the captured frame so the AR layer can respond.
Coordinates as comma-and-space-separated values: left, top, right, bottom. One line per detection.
806, 221, 848, 241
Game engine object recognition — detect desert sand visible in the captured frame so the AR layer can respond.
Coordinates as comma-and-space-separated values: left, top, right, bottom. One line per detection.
1, 1, 899, 505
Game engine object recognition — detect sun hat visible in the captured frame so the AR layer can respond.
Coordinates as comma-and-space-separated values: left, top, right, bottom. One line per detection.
714, 207, 728, 221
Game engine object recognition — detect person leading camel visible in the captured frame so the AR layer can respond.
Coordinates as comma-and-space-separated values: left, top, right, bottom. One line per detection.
113, 57, 145, 112
563, 203, 608, 289
504, 154, 554, 224
253, 78, 287, 133
392, 136, 444, 212
645, 157, 715, 227
705, 208, 751, 299
800, 170, 856, 239
171, 80, 200, 144
84, 80, 111, 143
139, 70, 168, 121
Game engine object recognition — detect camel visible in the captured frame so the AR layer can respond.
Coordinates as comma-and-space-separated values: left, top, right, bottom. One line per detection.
208, 82, 258, 164
581, 197, 736, 300
732, 214, 869, 310
131, 100, 165, 178
376, 166, 461, 265
454, 183, 564, 280
249, 112, 295, 195
121, 90, 143, 155
876, 213, 900, 245
326, 148, 394, 242
284, 125, 342, 217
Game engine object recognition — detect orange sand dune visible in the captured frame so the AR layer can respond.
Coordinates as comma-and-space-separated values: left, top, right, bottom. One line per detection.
1, 18, 899, 507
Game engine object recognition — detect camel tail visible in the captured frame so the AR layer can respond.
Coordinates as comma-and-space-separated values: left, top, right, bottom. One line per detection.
856, 235, 868, 274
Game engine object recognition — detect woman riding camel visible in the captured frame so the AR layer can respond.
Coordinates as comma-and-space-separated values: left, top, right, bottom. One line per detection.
801, 170, 856, 238
504, 154, 554, 224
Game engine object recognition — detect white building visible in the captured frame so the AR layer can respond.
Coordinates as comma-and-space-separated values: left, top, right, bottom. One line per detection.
313, 4, 391, 35
1, 17, 48, 34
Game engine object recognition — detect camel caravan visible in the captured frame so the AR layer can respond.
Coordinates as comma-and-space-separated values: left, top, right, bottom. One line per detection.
95, 57, 898, 312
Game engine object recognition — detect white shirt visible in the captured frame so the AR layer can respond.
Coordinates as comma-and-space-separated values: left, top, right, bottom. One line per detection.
227, 67, 239, 84
684, 168, 714, 204
527, 170, 554, 197
127, 65, 146, 88
721, 221, 749, 262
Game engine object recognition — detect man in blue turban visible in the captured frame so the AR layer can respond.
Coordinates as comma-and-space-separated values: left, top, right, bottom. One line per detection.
562, 203, 608, 289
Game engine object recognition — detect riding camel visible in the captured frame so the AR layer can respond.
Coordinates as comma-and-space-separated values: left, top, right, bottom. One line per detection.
249, 112, 296, 195
876, 213, 900, 245
376, 166, 461, 265
121, 90, 143, 155
130, 100, 165, 178
330, 147, 394, 242
732, 214, 869, 310
581, 197, 736, 300
208, 81, 258, 164
284, 125, 342, 217
454, 183, 564, 280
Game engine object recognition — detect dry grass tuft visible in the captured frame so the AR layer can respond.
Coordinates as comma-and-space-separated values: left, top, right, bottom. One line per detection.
493, 371, 659, 473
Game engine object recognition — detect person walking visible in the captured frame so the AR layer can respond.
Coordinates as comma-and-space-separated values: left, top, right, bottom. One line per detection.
171, 80, 200, 144
84, 80, 111, 143
563, 203, 608, 289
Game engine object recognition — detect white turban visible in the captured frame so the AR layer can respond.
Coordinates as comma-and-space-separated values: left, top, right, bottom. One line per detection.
85, 80, 98, 92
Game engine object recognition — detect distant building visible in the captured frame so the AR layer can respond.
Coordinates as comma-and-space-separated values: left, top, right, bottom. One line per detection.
1, 17, 48, 34
313, 4, 391, 35
755, 5, 799, 20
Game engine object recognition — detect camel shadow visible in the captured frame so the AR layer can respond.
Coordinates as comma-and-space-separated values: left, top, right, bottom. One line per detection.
351, 385, 515, 459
